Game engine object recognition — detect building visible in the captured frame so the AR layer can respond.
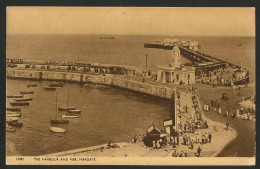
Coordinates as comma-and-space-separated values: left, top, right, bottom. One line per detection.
188, 41, 200, 51
157, 46, 196, 85
144, 124, 161, 147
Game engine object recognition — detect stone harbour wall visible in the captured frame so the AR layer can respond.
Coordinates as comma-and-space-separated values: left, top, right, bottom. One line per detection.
7, 68, 174, 99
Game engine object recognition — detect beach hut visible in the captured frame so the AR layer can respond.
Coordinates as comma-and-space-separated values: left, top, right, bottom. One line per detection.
145, 124, 161, 147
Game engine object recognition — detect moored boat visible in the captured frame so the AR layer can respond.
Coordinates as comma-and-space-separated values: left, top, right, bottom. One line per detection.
9, 101, 30, 106
20, 91, 34, 94
62, 114, 80, 119
14, 98, 33, 102
50, 92, 70, 124
50, 119, 69, 124
7, 95, 23, 98
49, 82, 63, 87
43, 87, 57, 91
49, 126, 66, 133
99, 37, 115, 39
8, 121, 23, 127
6, 125, 16, 132
68, 109, 81, 114
58, 107, 76, 111
6, 113, 21, 117
6, 107, 21, 112
6, 117, 19, 123
27, 83, 38, 87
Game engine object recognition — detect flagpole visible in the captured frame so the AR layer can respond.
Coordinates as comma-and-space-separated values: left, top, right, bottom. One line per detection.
241, 56, 243, 68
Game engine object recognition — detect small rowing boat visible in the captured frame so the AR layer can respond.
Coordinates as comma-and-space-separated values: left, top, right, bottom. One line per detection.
68, 109, 81, 114
20, 91, 34, 94
8, 121, 23, 127
6, 113, 21, 117
49, 82, 63, 87
10, 101, 30, 106
6, 107, 21, 112
14, 98, 33, 102
43, 87, 57, 91
6, 117, 19, 123
27, 83, 38, 87
49, 126, 66, 133
50, 119, 69, 124
58, 107, 76, 111
62, 114, 80, 119
7, 95, 23, 98
6, 125, 16, 132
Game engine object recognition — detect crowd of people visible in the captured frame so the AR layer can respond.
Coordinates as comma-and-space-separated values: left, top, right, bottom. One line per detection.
170, 91, 213, 157
198, 66, 249, 87
125, 90, 217, 157
203, 99, 254, 122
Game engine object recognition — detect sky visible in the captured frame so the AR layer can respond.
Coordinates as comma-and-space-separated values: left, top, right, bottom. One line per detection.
7, 7, 255, 36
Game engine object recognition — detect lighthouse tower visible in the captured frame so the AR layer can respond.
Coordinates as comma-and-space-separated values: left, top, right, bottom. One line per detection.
171, 45, 181, 69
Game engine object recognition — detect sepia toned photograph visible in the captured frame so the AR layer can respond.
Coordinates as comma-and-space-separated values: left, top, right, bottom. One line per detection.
6, 7, 255, 165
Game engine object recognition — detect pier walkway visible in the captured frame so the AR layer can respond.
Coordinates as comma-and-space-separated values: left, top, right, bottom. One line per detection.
179, 46, 240, 68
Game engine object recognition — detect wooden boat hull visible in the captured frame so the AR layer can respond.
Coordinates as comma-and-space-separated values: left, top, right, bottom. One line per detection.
7, 95, 23, 98
49, 127, 66, 133
14, 98, 33, 102
6, 107, 21, 111
50, 119, 69, 124
8, 121, 23, 127
6, 127, 16, 132
6, 118, 19, 123
62, 115, 80, 119
58, 107, 76, 111
10, 102, 30, 106
44, 87, 57, 91
27, 84, 38, 87
68, 110, 81, 114
49, 83, 63, 87
20, 91, 34, 94
6, 113, 21, 117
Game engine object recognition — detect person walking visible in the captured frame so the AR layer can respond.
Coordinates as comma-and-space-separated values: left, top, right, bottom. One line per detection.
226, 122, 229, 131
208, 133, 212, 143
226, 109, 230, 116
240, 107, 244, 115
128, 135, 131, 143
218, 107, 222, 115
197, 146, 202, 157
201, 134, 205, 145
196, 133, 199, 143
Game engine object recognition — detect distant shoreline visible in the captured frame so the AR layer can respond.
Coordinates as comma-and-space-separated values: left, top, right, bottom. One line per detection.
6, 34, 256, 38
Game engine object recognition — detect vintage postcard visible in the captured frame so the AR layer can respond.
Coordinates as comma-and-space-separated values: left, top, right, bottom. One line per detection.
6, 7, 255, 165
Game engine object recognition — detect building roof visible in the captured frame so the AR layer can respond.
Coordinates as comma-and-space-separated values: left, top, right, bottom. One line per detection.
147, 124, 161, 134
172, 45, 180, 52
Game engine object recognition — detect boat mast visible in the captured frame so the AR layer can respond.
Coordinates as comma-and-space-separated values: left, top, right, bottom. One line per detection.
67, 88, 69, 113
55, 92, 58, 120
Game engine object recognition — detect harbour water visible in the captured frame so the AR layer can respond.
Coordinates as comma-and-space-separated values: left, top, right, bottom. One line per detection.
6, 79, 171, 156
6, 34, 255, 156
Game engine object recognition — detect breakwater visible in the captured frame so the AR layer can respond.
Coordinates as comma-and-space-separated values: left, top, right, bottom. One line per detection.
7, 68, 175, 99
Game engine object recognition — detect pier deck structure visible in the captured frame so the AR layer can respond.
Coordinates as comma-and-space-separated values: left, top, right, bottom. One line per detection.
179, 46, 240, 68
144, 44, 240, 69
